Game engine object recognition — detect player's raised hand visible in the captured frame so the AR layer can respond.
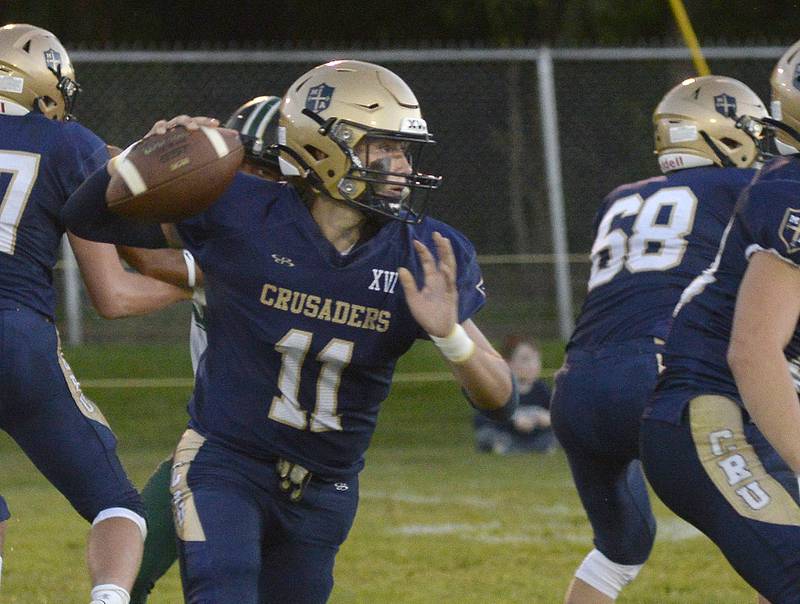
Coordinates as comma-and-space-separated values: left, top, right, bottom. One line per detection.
145, 115, 219, 138
398, 232, 459, 338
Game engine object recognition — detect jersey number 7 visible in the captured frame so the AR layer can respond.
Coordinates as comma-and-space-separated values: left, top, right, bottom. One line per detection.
0, 151, 40, 255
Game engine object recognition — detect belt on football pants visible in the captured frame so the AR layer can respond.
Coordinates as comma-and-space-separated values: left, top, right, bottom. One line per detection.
276, 458, 313, 502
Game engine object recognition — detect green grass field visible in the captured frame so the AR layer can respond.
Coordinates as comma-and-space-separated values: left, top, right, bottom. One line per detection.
0, 341, 754, 603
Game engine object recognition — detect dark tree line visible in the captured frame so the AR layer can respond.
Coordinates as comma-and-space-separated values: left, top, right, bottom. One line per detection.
1, 0, 797, 48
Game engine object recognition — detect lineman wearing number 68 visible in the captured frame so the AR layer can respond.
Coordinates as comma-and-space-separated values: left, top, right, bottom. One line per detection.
549, 76, 772, 603
63, 60, 516, 603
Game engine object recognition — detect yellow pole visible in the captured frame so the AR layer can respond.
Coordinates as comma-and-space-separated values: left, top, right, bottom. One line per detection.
668, 0, 711, 76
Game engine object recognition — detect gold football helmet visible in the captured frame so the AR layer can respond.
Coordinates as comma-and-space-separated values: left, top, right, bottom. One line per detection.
767, 39, 800, 153
653, 75, 770, 172
0, 24, 79, 120
278, 60, 441, 223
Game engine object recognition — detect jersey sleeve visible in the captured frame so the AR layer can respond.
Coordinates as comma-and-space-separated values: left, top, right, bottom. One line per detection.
451, 230, 486, 323
410, 223, 486, 341
176, 174, 278, 250
54, 122, 108, 198
739, 179, 800, 269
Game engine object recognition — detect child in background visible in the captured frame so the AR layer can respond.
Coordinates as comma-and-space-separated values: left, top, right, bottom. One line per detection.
474, 337, 557, 454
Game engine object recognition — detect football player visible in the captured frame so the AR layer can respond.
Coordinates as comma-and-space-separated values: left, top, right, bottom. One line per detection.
121, 94, 283, 604
0, 23, 192, 604
640, 41, 800, 603
549, 76, 771, 603
63, 60, 516, 604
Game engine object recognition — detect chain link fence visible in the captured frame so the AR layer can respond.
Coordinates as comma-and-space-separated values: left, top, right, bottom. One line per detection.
56, 47, 782, 343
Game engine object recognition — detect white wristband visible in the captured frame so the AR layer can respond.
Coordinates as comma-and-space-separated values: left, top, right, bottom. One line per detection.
430, 324, 476, 364
182, 249, 196, 289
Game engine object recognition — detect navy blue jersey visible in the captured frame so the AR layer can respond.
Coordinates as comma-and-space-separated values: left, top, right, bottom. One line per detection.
177, 175, 485, 478
648, 156, 800, 423
0, 111, 107, 318
569, 167, 755, 350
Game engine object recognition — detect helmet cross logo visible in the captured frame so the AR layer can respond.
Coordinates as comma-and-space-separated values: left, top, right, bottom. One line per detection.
714, 93, 737, 118
779, 208, 800, 254
43, 48, 61, 73
305, 83, 335, 113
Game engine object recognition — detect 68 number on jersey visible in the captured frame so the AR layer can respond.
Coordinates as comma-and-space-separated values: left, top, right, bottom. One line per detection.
588, 187, 698, 291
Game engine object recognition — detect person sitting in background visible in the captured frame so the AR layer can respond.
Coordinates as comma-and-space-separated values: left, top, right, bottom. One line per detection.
474, 337, 556, 454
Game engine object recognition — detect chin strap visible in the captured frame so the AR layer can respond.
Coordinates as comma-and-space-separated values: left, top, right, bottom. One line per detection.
762, 117, 800, 153
699, 131, 736, 167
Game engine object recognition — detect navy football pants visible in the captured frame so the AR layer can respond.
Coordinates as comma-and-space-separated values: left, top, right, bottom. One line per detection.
172, 431, 359, 604
642, 394, 800, 603
0, 307, 143, 521
550, 341, 659, 565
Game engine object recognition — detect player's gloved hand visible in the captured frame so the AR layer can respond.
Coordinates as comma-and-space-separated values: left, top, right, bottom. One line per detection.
398, 231, 459, 338
145, 115, 220, 138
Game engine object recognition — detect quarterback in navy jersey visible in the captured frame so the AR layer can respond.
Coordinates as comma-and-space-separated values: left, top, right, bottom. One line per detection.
64, 60, 515, 604
119, 95, 284, 604
549, 75, 771, 603
641, 41, 800, 603
0, 24, 192, 604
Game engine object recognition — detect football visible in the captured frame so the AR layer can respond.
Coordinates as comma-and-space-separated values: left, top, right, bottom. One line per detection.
106, 126, 244, 222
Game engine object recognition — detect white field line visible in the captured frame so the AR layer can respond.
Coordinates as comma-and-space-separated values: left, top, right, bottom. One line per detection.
391, 518, 701, 545
361, 489, 495, 508
391, 521, 501, 535
369, 489, 702, 544
465, 532, 588, 545
80, 368, 558, 389
81, 377, 195, 388
656, 518, 703, 542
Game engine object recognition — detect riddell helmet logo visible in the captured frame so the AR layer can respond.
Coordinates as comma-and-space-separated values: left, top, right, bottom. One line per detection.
659, 155, 684, 171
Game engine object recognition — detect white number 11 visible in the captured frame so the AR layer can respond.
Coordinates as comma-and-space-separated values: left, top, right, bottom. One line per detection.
268, 328, 353, 432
